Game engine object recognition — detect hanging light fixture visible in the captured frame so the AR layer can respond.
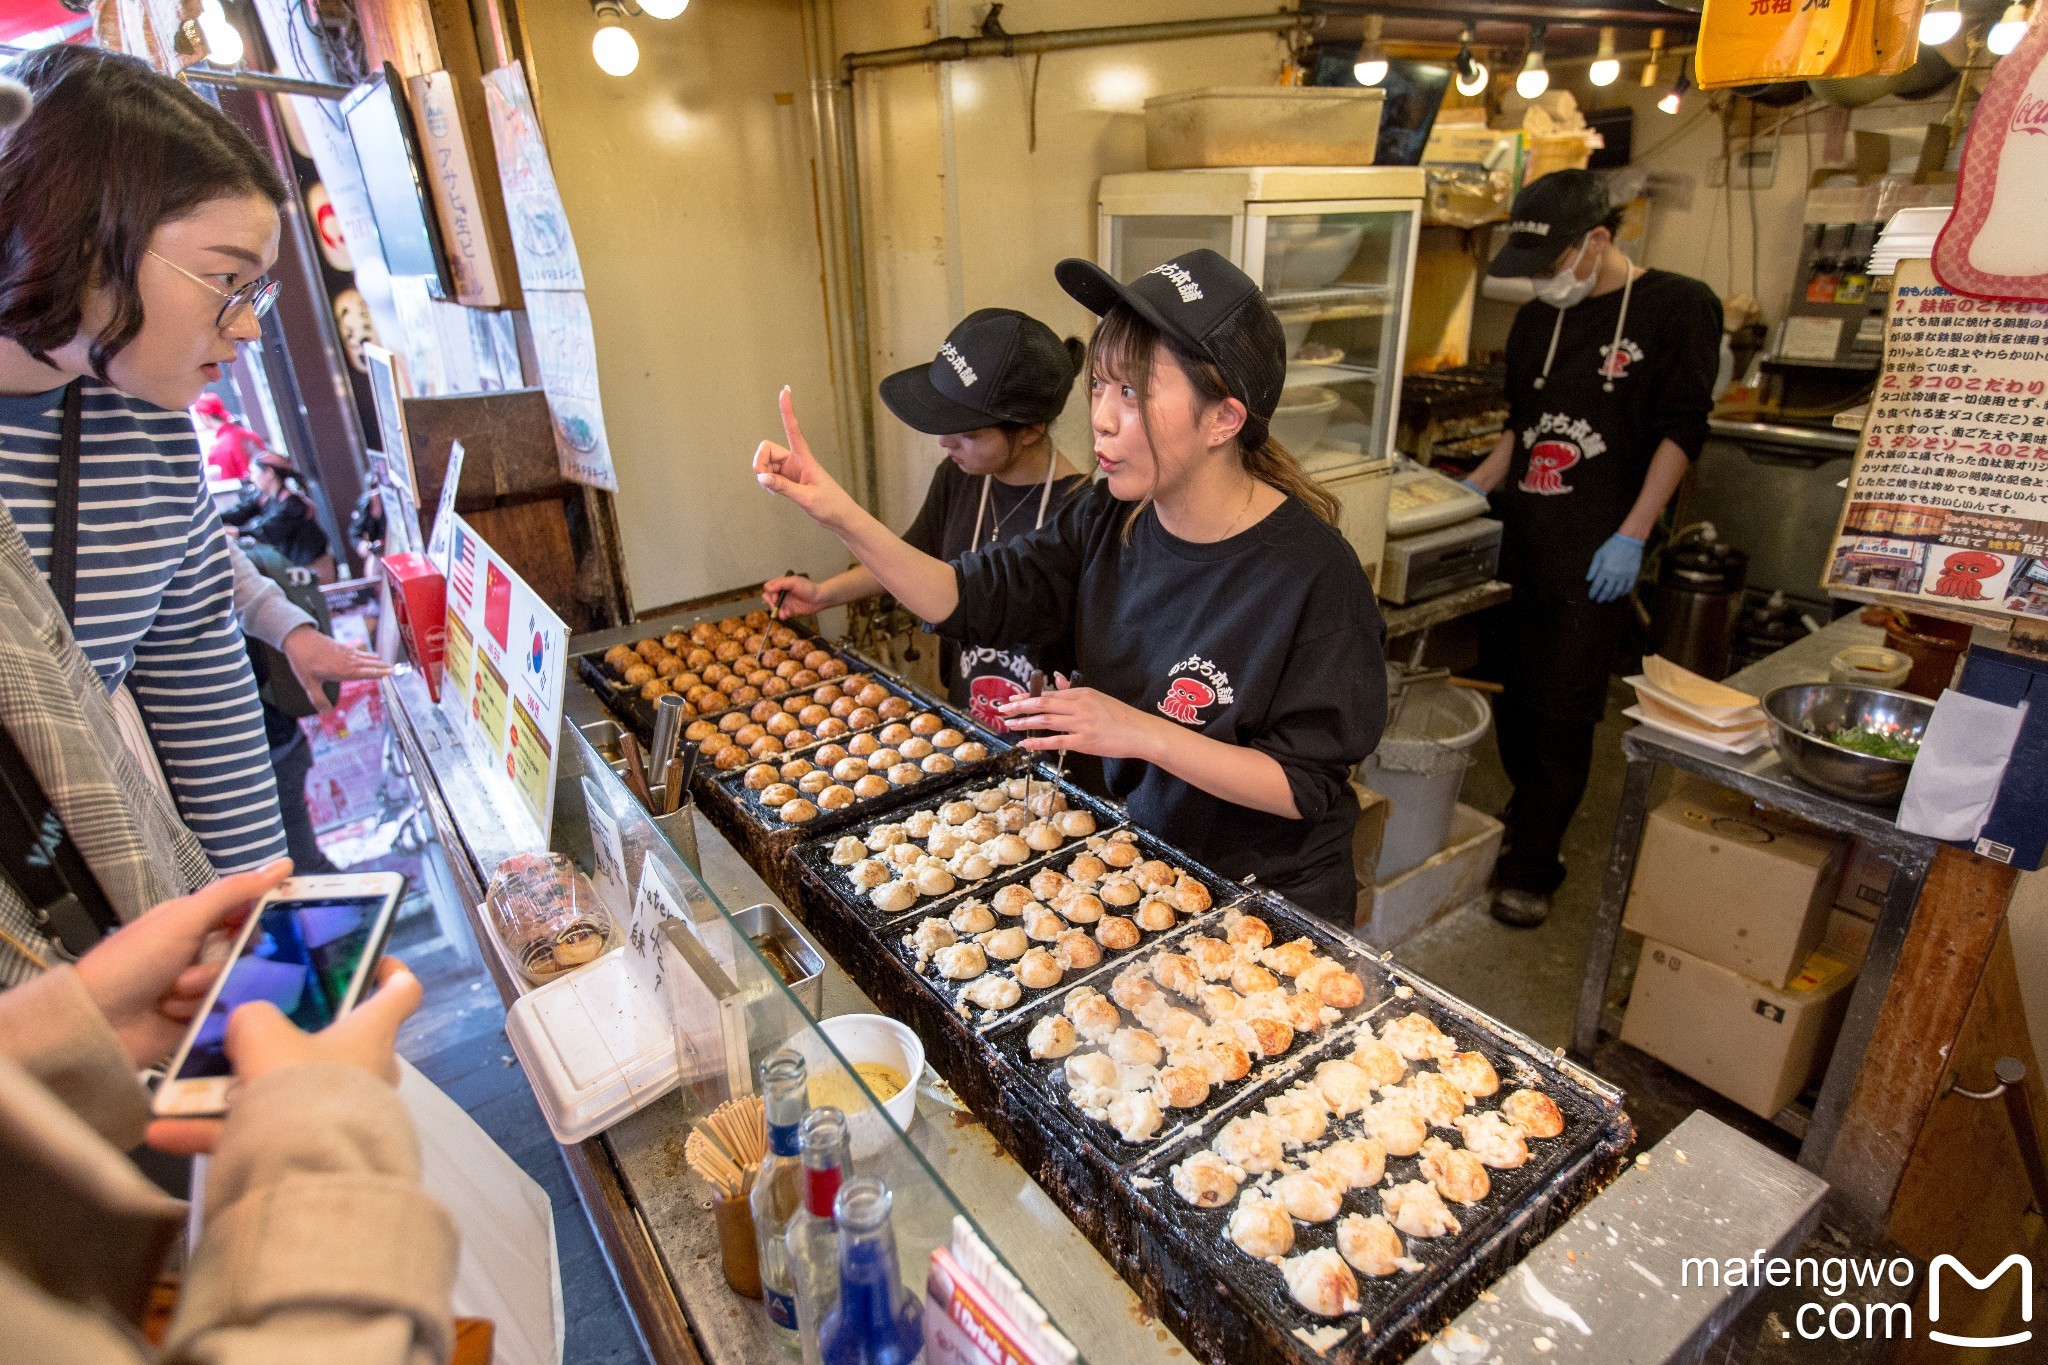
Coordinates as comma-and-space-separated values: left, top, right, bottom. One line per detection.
591, 0, 639, 76
1454, 26, 1489, 97
1639, 27, 1665, 88
639, 0, 688, 18
1516, 24, 1549, 100
1353, 14, 1389, 87
1919, 0, 1963, 44
1589, 27, 1620, 87
197, 0, 244, 66
1989, 0, 2032, 54
1658, 58, 1690, 115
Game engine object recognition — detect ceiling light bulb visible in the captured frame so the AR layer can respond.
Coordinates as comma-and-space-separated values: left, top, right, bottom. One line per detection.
639, 0, 688, 16
1353, 15, 1388, 88
1657, 87, 1682, 114
198, 0, 244, 66
1516, 53, 1550, 100
1989, 1, 2030, 54
592, 21, 639, 75
1590, 27, 1619, 86
1919, 0, 1962, 44
1455, 57, 1490, 97
1354, 55, 1389, 86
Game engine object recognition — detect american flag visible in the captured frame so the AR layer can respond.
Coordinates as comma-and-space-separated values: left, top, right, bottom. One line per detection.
450, 529, 477, 610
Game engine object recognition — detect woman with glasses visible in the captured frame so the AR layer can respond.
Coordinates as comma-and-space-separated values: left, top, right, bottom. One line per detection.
0, 46, 311, 872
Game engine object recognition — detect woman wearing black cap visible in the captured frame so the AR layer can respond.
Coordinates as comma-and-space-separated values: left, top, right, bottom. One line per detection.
1465, 169, 1721, 927
763, 309, 1088, 732
755, 250, 1385, 924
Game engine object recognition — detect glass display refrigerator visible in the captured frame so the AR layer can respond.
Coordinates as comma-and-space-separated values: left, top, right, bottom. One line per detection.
1097, 167, 1424, 587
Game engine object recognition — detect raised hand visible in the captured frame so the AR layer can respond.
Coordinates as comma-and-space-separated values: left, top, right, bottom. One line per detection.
753, 387, 855, 528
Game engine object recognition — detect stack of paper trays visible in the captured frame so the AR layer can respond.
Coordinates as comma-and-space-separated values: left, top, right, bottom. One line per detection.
1623, 655, 1770, 754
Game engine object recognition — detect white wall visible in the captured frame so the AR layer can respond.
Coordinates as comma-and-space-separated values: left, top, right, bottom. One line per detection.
519, 0, 852, 613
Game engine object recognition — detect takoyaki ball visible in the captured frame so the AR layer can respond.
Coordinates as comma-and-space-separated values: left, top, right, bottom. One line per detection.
775, 658, 803, 680
818, 784, 857, 811
635, 638, 666, 661
1099, 876, 1141, 908
990, 833, 1031, 866
815, 744, 850, 768
778, 799, 819, 825
686, 684, 718, 708
993, 885, 1037, 917
852, 683, 886, 709
1095, 916, 1141, 951
748, 699, 780, 724
815, 717, 850, 740
713, 745, 750, 771
931, 728, 966, 750
954, 742, 989, 763
685, 719, 719, 744
803, 649, 833, 671
832, 757, 870, 783
875, 722, 909, 746
784, 729, 816, 749
716, 675, 746, 697
829, 696, 859, 719
1060, 894, 1105, 926
719, 712, 749, 735
1014, 948, 1064, 991
877, 696, 912, 721
714, 639, 743, 663
1100, 836, 1141, 869
688, 622, 719, 645
867, 747, 902, 771
1135, 899, 1178, 933
915, 863, 956, 898
997, 804, 1032, 834
655, 655, 686, 679
1023, 820, 1063, 852
789, 669, 821, 689
844, 734, 878, 759
769, 624, 800, 648
841, 674, 871, 693
854, 774, 891, 799
1055, 810, 1097, 839
814, 683, 845, 706
748, 671, 776, 693
760, 647, 789, 668
883, 762, 920, 786
764, 677, 794, 698
730, 685, 762, 707
603, 644, 635, 670
799, 704, 831, 728
818, 658, 849, 679
922, 754, 956, 776
971, 787, 1008, 813
759, 783, 799, 807
779, 758, 815, 782
674, 672, 704, 694
622, 663, 655, 686
765, 711, 799, 737
1054, 930, 1103, 972
744, 763, 779, 791
798, 770, 834, 796
899, 736, 935, 761
640, 679, 671, 700
847, 706, 881, 731
685, 647, 715, 671
909, 712, 944, 737
702, 663, 730, 685
735, 723, 767, 748
748, 735, 784, 759
744, 609, 771, 629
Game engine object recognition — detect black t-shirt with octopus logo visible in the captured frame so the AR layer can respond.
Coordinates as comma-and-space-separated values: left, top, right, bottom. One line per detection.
937, 479, 1385, 916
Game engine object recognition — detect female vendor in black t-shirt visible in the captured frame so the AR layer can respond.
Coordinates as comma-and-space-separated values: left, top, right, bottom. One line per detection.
764, 309, 1088, 732
753, 250, 1386, 924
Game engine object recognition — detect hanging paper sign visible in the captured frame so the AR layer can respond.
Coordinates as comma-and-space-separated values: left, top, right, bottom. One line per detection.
1824, 260, 2048, 623
1934, 11, 2048, 300
482, 63, 585, 293
525, 290, 619, 491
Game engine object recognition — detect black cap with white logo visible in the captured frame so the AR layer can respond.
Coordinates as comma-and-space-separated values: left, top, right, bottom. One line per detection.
879, 308, 1082, 435
1054, 248, 1286, 427
1487, 169, 1612, 278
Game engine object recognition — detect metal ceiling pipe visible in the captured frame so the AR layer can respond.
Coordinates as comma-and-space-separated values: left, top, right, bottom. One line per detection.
182, 67, 354, 100
1305, 1, 1697, 27
842, 10, 1317, 76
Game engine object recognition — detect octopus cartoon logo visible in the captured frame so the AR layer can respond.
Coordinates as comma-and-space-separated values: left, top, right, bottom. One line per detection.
1159, 676, 1217, 725
1519, 440, 1581, 496
967, 674, 1024, 733
1933, 550, 2005, 601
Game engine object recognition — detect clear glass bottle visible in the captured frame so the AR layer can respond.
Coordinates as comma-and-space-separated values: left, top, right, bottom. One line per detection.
819, 1176, 924, 1365
750, 1049, 809, 1351
788, 1107, 850, 1365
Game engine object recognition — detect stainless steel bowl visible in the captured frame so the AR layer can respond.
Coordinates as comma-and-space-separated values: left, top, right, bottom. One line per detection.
1761, 683, 1933, 805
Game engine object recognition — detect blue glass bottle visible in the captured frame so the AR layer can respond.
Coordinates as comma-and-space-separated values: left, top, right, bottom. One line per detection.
818, 1177, 923, 1365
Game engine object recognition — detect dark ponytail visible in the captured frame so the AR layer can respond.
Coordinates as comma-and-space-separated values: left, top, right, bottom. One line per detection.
1087, 304, 1342, 537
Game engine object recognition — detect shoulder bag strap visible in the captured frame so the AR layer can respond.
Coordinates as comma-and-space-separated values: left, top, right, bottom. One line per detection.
0, 714, 121, 959
48, 378, 84, 622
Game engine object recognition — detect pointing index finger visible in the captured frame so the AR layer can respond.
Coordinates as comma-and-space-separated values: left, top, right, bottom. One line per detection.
778, 386, 812, 461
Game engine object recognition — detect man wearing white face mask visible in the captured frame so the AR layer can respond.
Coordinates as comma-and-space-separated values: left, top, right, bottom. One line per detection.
1463, 170, 1721, 928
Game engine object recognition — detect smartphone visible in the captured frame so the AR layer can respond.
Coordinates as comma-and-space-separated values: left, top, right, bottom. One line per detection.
151, 872, 407, 1119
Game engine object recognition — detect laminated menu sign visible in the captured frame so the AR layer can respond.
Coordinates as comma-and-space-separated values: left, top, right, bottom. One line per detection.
441, 516, 571, 834
1825, 260, 2048, 621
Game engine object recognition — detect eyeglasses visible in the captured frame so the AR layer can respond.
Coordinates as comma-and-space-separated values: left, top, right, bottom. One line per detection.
146, 249, 280, 329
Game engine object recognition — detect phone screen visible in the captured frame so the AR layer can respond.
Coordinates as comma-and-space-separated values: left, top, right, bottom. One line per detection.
173, 896, 389, 1080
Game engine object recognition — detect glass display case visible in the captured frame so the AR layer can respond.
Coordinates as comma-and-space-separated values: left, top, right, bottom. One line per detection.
1100, 167, 1424, 584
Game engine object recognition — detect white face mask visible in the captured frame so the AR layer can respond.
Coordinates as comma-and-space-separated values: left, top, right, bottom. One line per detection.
1533, 239, 1601, 309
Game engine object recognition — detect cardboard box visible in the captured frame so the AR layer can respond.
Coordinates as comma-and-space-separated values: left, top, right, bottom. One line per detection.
1623, 782, 1847, 988
1833, 837, 1896, 915
1823, 907, 1876, 965
383, 552, 447, 701
1622, 941, 1860, 1118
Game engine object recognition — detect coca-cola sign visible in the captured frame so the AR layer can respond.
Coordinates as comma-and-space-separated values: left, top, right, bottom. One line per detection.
1936, 9, 2048, 299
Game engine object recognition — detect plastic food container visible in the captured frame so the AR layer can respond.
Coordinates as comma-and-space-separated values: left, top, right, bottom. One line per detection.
504, 951, 678, 1143
485, 851, 617, 986
1143, 87, 1385, 169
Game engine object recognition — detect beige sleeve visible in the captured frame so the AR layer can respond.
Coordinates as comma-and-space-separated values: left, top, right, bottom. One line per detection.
165, 1062, 458, 1365
0, 965, 149, 1147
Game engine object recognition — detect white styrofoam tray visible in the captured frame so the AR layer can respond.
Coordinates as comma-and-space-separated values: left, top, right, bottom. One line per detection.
504, 950, 677, 1144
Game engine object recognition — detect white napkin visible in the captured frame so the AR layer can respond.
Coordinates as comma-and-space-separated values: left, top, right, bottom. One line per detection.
1897, 689, 2026, 841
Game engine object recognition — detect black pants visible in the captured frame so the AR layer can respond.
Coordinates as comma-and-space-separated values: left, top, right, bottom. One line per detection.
1270, 851, 1361, 928
1479, 587, 1631, 896
269, 730, 338, 875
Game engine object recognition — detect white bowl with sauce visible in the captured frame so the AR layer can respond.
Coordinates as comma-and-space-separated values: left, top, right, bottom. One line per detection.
792, 1014, 924, 1158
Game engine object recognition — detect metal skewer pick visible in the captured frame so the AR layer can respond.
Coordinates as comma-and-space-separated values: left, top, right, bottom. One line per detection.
1026, 671, 1047, 814
1049, 671, 1081, 812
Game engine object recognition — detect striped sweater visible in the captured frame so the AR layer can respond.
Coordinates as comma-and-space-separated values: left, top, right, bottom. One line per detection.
0, 381, 288, 871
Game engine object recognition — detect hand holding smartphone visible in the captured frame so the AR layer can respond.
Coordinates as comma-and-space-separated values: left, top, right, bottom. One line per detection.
150, 873, 407, 1120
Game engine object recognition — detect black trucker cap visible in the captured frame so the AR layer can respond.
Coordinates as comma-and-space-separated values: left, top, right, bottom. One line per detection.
1054, 248, 1285, 426
879, 308, 1081, 435
1487, 169, 1612, 278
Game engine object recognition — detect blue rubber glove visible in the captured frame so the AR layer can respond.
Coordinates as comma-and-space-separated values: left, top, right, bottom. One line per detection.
1586, 532, 1645, 603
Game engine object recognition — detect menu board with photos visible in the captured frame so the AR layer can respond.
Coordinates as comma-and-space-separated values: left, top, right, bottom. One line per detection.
440, 516, 571, 835
1825, 260, 2048, 622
